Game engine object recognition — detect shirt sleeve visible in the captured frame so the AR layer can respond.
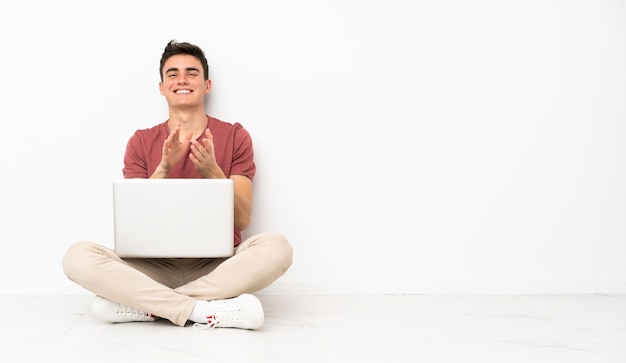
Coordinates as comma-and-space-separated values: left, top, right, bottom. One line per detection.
230, 123, 256, 181
122, 132, 150, 179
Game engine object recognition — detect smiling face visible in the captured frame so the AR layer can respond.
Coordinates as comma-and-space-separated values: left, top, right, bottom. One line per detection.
159, 54, 212, 109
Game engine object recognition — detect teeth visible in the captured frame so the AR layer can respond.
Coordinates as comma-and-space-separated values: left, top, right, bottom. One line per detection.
176, 90, 191, 94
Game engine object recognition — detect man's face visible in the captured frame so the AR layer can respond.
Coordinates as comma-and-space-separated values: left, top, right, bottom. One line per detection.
159, 54, 211, 108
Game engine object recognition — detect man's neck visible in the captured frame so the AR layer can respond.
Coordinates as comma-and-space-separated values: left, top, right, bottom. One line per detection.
167, 108, 208, 140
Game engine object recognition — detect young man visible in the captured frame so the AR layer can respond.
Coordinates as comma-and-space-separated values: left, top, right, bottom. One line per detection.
62, 40, 293, 329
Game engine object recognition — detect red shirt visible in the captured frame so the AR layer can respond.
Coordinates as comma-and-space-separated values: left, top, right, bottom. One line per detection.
122, 115, 256, 246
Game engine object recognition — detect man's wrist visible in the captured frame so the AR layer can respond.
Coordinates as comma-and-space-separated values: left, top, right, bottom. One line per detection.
150, 165, 169, 179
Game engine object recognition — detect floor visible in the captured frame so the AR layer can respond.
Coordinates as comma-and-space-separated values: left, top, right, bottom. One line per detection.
1, 294, 625, 363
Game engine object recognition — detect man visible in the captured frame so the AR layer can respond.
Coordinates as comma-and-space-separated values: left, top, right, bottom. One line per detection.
62, 40, 293, 329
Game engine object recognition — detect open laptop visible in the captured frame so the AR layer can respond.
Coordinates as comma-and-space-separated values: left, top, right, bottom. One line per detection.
112, 178, 234, 258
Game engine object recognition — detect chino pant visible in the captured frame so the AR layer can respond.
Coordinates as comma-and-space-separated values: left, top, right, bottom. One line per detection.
62, 232, 293, 327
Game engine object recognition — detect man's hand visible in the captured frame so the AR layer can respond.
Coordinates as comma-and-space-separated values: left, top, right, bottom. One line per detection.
190, 128, 224, 179
151, 125, 192, 178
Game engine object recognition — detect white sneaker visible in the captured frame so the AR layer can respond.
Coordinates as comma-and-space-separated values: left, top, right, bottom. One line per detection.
193, 294, 264, 330
91, 296, 158, 323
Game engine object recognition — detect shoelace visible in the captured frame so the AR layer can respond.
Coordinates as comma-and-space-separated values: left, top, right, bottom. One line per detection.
192, 306, 242, 330
117, 304, 154, 319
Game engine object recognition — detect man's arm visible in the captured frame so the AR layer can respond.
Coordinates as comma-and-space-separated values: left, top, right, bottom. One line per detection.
231, 175, 253, 231
189, 128, 254, 231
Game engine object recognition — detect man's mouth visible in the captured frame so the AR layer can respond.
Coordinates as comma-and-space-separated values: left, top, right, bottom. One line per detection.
175, 89, 192, 94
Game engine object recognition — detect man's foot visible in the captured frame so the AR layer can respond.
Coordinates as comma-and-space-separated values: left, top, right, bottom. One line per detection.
193, 294, 264, 330
91, 296, 158, 323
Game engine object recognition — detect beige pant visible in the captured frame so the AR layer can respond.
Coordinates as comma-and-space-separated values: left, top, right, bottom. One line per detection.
62, 232, 293, 327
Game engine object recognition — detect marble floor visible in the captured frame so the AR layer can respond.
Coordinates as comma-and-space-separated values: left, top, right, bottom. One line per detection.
0, 294, 625, 362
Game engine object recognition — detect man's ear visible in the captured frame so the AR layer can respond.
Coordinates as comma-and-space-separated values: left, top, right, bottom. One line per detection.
159, 82, 165, 96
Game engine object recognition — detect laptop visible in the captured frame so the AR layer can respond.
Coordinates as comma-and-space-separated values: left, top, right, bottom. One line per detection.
112, 178, 234, 258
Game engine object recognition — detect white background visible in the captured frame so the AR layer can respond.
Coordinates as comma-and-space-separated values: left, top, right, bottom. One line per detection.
1, 0, 624, 295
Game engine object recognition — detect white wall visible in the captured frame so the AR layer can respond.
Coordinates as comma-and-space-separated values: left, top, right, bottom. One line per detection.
1, 0, 624, 295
